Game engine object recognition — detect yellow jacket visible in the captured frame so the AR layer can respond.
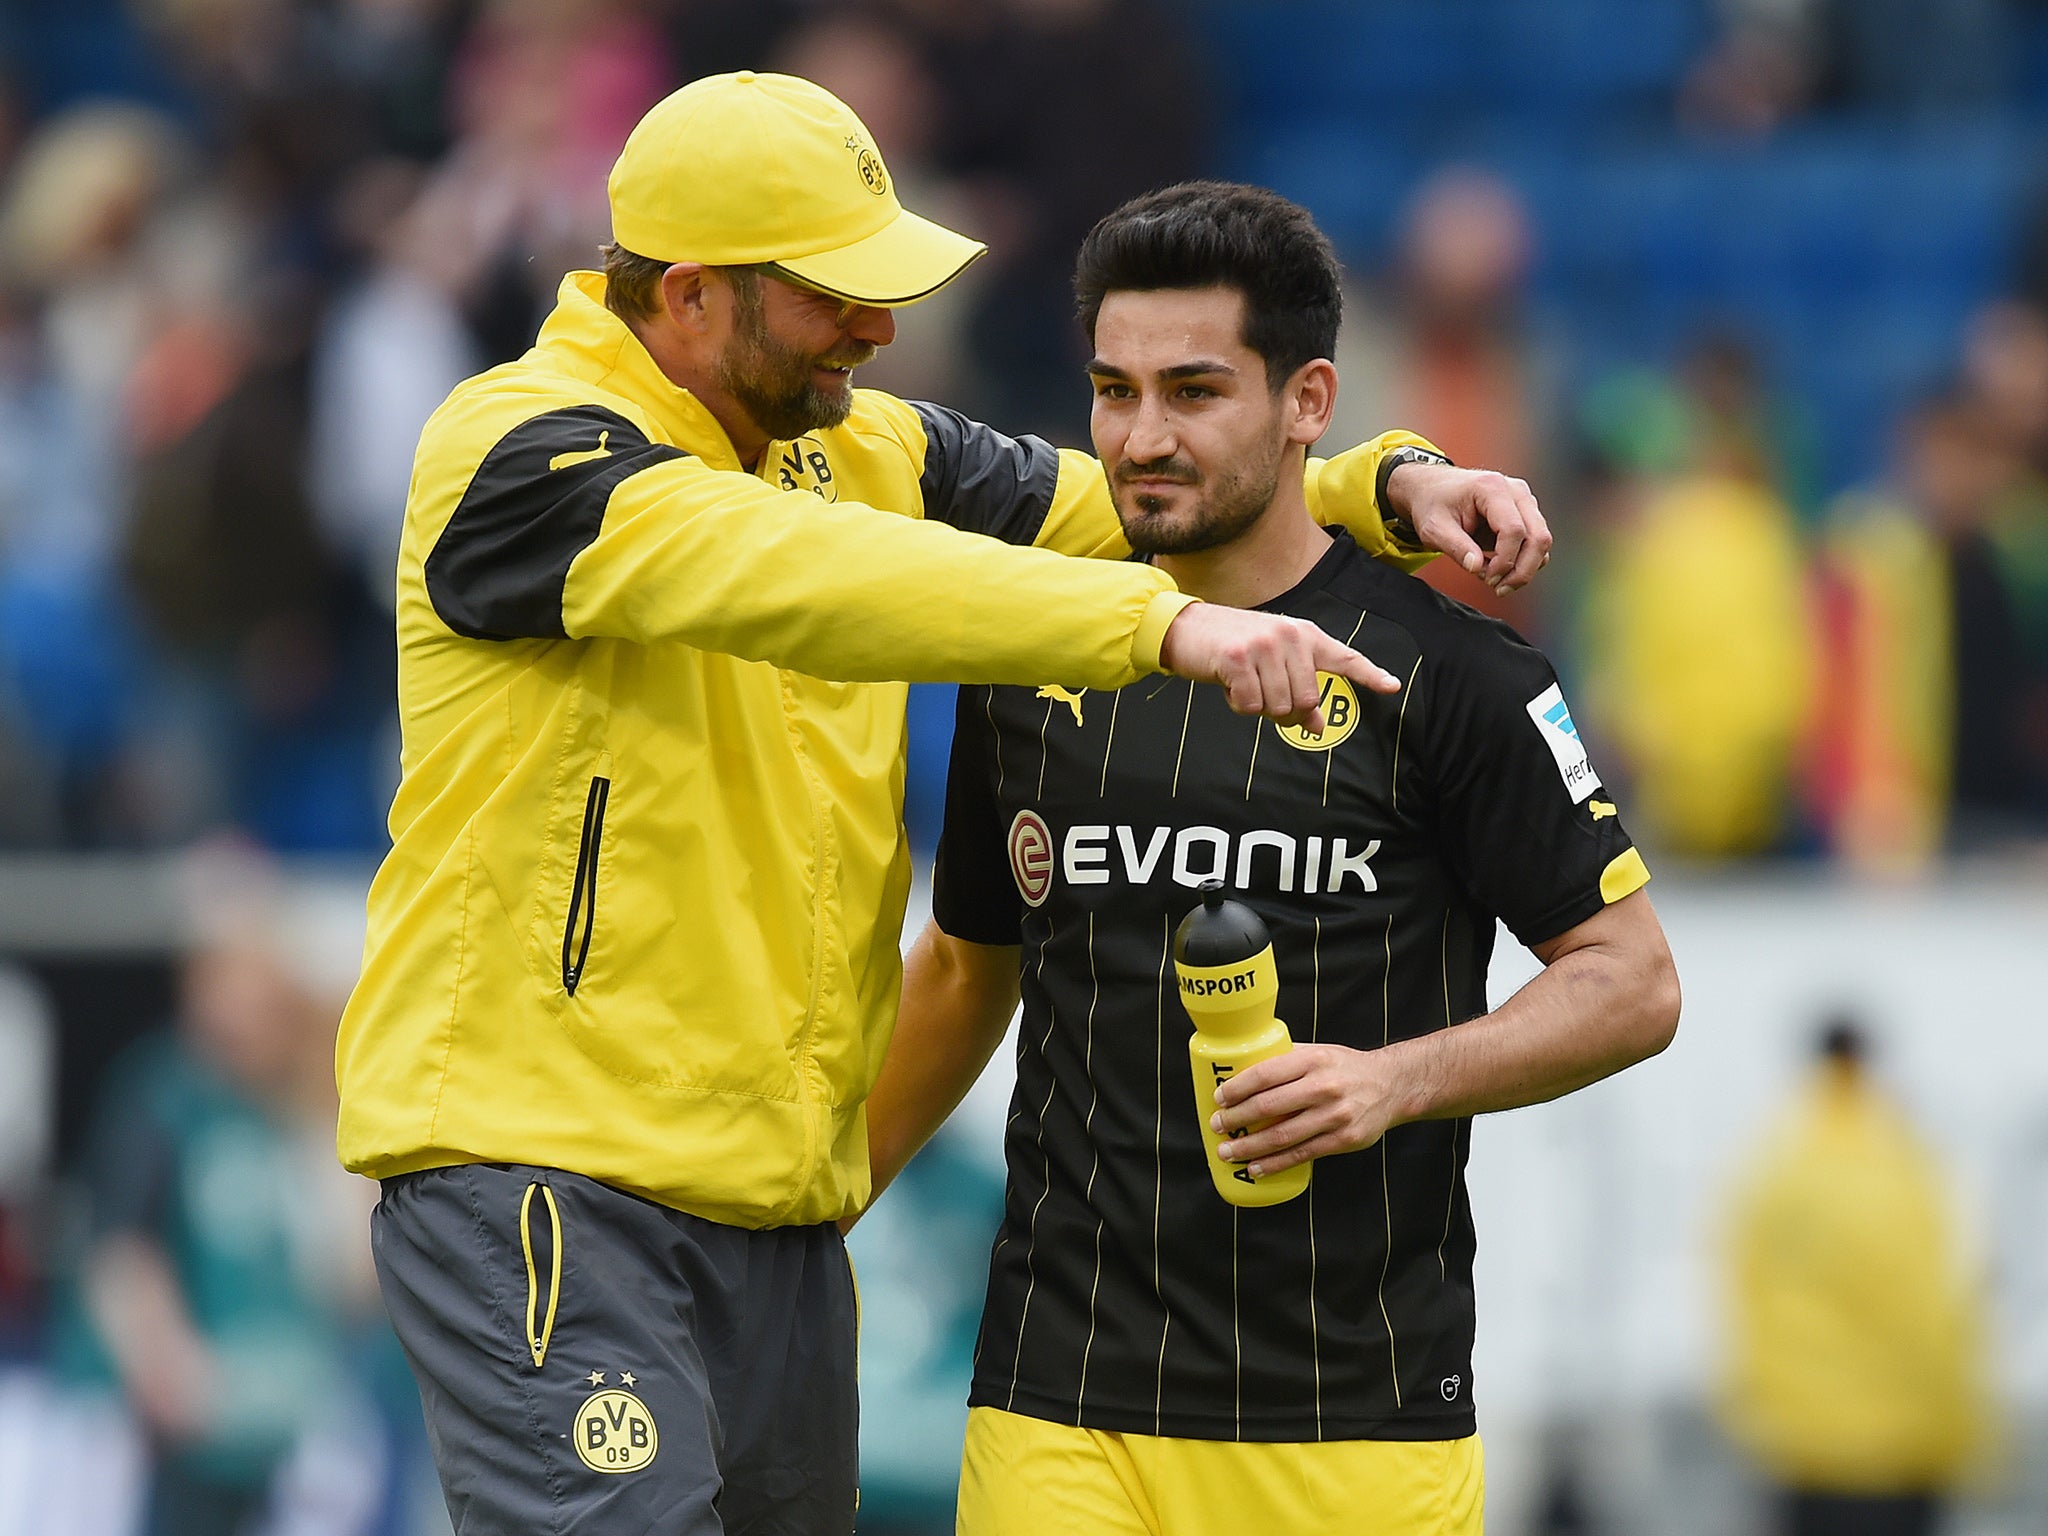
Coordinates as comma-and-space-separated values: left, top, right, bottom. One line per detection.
336, 270, 1434, 1226
1720, 1064, 1992, 1492
1591, 472, 1815, 856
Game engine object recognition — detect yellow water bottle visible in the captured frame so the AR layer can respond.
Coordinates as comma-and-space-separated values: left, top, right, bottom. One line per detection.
1173, 880, 1311, 1207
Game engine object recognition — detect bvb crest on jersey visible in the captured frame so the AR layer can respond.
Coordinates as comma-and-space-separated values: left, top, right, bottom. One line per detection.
772, 436, 837, 501
1276, 672, 1359, 752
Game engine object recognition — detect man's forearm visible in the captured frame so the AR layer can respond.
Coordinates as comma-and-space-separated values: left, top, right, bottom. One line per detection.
1385, 937, 1680, 1125
860, 925, 1021, 1210
87, 1233, 218, 1439
1211, 892, 1678, 1176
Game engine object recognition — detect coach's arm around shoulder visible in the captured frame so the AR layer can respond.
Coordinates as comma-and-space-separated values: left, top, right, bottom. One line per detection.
1209, 892, 1681, 1179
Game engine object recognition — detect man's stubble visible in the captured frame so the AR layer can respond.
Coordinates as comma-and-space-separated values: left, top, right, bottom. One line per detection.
1113, 448, 1283, 556
714, 275, 875, 443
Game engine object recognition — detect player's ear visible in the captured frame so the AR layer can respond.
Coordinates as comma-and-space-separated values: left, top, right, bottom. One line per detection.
1282, 358, 1338, 447
659, 263, 716, 334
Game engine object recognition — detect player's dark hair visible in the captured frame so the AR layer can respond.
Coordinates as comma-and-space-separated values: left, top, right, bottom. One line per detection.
1074, 181, 1343, 391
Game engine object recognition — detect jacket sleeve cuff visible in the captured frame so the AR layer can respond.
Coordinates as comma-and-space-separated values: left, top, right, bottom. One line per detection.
1132, 589, 1199, 675
1305, 430, 1449, 561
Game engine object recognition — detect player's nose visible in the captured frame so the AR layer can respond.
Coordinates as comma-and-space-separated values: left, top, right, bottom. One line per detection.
1125, 393, 1177, 461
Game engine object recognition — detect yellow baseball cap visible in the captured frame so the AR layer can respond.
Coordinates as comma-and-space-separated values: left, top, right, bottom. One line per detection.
607, 71, 986, 307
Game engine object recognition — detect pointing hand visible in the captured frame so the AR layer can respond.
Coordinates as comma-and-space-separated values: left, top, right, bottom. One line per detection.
1158, 604, 1400, 733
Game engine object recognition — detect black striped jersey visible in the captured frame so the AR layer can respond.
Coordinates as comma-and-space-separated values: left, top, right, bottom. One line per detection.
932, 530, 1650, 1443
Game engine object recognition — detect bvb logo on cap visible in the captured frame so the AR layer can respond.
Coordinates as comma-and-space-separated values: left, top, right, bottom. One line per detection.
845, 134, 888, 197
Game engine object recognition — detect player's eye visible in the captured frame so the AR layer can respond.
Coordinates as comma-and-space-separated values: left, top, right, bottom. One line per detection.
1093, 380, 1133, 400
1177, 385, 1215, 401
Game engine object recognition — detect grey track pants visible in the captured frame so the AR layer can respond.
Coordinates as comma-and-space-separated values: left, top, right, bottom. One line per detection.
372, 1164, 859, 1535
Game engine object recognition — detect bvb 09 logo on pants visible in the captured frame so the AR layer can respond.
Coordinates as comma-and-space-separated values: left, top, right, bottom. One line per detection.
576, 1388, 659, 1473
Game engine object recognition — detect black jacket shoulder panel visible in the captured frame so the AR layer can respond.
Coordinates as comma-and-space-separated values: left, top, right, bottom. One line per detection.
425, 404, 689, 641
909, 400, 1061, 546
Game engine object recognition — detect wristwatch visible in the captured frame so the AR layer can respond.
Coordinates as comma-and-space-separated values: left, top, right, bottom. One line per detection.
1375, 445, 1454, 549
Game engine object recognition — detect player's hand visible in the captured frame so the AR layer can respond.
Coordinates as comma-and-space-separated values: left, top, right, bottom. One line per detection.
1386, 460, 1551, 594
1209, 1042, 1404, 1177
1157, 604, 1400, 732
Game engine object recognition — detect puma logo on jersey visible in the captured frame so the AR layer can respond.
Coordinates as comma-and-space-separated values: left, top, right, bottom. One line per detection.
1046, 822, 1380, 895
549, 432, 612, 471
1037, 685, 1086, 725
1589, 800, 1617, 821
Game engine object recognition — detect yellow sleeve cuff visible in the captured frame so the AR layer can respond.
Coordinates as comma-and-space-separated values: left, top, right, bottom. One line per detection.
1600, 847, 1652, 904
1132, 589, 1199, 676
1305, 430, 1448, 568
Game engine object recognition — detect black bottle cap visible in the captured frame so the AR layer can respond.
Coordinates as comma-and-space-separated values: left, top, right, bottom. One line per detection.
1173, 879, 1272, 967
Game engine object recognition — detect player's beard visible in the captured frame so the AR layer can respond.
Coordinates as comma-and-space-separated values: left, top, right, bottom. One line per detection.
1112, 450, 1284, 556
714, 278, 877, 442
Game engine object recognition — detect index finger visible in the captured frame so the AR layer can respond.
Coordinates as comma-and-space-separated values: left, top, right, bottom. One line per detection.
1315, 636, 1401, 696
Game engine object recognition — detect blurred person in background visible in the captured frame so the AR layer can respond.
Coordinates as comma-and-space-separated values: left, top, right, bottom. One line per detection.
920, 0, 1210, 443
44, 852, 378, 1536
0, 102, 187, 847
308, 157, 484, 613
119, 233, 395, 854
1579, 337, 1818, 858
1946, 300, 2048, 842
1806, 395, 1979, 869
435, 0, 674, 364
1681, 0, 2013, 137
1718, 1017, 1994, 1536
1335, 167, 1559, 628
1804, 367, 2048, 867
1680, 333, 1823, 523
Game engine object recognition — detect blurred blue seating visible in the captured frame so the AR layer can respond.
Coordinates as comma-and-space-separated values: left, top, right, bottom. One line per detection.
1195, 0, 1709, 131
1193, 0, 2039, 500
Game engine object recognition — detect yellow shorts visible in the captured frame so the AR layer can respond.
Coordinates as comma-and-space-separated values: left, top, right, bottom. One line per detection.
956, 1406, 1484, 1536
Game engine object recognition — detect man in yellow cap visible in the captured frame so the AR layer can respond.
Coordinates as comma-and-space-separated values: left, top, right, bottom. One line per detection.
340, 70, 1553, 1534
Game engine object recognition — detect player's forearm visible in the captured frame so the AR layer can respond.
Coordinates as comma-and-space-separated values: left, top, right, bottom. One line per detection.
860, 925, 1021, 1211
1386, 934, 1680, 1125
1212, 898, 1676, 1177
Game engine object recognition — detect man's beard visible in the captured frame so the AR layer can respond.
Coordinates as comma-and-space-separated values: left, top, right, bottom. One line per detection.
714, 290, 875, 442
1112, 452, 1282, 556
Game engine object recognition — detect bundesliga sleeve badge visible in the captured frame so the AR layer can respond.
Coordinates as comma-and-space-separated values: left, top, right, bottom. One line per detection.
1524, 683, 1601, 804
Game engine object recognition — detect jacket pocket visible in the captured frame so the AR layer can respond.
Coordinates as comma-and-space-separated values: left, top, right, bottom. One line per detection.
562, 774, 610, 995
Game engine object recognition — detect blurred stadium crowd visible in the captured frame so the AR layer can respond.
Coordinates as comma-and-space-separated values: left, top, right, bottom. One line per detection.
0, 1, 2045, 1533
0, 0, 2044, 867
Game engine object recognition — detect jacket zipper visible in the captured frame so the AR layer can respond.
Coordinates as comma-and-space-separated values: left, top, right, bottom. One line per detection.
562, 775, 609, 995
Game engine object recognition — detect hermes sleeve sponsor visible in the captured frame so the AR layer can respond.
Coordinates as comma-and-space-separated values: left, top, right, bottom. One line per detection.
1523, 682, 1602, 805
